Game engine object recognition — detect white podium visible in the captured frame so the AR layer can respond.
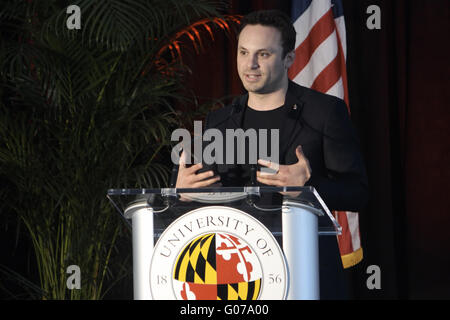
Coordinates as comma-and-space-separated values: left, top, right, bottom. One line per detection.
107, 186, 341, 300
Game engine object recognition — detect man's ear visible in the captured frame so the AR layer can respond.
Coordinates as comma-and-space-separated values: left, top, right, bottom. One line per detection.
284, 50, 296, 69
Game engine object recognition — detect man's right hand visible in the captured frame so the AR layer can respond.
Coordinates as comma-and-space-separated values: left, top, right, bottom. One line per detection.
175, 151, 221, 188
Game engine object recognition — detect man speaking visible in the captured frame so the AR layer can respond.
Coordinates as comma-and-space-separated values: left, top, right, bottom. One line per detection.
174, 10, 368, 299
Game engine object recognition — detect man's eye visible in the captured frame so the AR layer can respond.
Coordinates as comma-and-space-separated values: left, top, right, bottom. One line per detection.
240, 51, 248, 55
260, 52, 270, 57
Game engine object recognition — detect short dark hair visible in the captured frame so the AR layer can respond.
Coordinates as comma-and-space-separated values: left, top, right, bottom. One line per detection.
237, 10, 296, 58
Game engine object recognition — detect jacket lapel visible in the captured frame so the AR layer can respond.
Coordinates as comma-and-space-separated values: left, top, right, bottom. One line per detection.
228, 93, 248, 129
279, 81, 306, 163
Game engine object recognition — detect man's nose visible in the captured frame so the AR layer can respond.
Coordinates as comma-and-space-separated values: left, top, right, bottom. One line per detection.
247, 54, 259, 69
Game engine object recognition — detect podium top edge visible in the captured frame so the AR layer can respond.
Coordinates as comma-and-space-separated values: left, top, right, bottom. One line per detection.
107, 186, 315, 195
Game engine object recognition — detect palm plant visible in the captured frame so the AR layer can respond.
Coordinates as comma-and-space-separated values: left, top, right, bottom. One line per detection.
0, 0, 239, 299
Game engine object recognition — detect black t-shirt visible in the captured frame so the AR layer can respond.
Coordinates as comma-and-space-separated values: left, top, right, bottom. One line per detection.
234, 103, 287, 185
242, 104, 286, 158
242, 104, 286, 131
236, 104, 288, 230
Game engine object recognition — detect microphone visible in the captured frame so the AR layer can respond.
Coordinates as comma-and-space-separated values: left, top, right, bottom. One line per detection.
169, 164, 179, 188
169, 96, 243, 186
246, 164, 261, 206
250, 164, 257, 186
205, 96, 242, 129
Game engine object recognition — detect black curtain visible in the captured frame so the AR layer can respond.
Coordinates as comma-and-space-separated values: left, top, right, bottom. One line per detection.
343, 0, 450, 299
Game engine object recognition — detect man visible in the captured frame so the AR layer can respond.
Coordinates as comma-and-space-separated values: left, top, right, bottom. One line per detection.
175, 10, 368, 299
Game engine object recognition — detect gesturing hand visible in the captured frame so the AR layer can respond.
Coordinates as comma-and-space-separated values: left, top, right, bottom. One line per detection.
175, 151, 221, 188
256, 145, 311, 195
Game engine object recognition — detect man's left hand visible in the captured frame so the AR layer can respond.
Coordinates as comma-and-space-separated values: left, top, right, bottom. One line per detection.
256, 145, 311, 195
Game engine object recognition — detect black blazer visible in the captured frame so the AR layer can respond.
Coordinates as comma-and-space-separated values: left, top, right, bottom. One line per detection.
202, 80, 369, 212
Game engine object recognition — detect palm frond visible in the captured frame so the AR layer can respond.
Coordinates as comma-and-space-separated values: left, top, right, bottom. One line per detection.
0, 0, 239, 299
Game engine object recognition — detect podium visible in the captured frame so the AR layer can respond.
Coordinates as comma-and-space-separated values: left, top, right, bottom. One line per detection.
107, 186, 341, 300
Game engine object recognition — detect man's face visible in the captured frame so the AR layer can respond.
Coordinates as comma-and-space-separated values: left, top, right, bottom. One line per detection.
237, 24, 293, 94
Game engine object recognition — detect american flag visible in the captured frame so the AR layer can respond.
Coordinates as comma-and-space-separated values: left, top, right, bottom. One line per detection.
289, 0, 362, 269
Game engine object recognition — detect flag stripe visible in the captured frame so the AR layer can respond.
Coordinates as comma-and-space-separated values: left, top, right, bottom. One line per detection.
293, 0, 332, 49
292, 30, 338, 87
334, 16, 347, 58
311, 53, 341, 93
347, 211, 361, 250
326, 76, 344, 98
335, 211, 354, 254
333, 22, 350, 107
288, 9, 335, 79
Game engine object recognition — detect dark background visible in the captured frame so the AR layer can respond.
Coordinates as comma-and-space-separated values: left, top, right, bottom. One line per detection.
182, 0, 450, 299
1, 0, 448, 300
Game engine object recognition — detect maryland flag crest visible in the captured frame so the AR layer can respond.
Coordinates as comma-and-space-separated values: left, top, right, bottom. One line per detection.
172, 233, 262, 300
